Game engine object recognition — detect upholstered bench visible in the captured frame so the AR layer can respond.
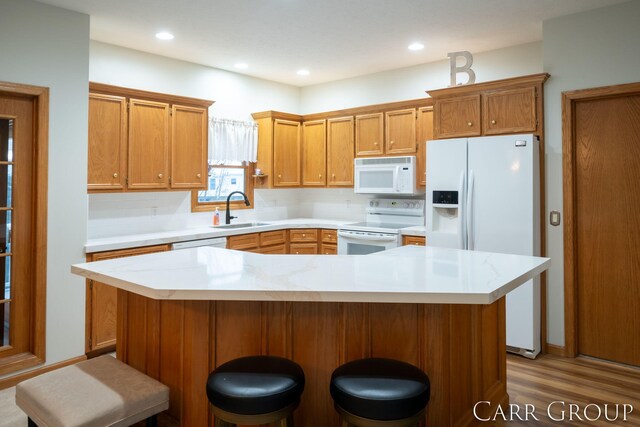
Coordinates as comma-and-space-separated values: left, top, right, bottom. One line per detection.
15, 355, 169, 427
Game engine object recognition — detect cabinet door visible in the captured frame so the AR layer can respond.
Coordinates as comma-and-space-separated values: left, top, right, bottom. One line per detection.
302, 120, 326, 186
86, 244, 170, 353
320, 244, 337, 255
273, 119, 301, 187
385, 108, 416, 154
128, 99, 170, 189
228, 233, 260, 250
290, 243, 318, 255
289, 228, 318, 243
483, 87, 537, 135
327, 117, 355, 186
434, 95, 481, 138
171, 104, 207, 189
355, 113, 383, 156
88, 93, 127, 191
416, 107, 434, 188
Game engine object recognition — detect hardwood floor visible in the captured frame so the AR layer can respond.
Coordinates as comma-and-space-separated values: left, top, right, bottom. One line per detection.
495, 354, 640, 426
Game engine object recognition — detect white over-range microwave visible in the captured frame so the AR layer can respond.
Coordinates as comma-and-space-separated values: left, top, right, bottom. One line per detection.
354, 156, 420, 195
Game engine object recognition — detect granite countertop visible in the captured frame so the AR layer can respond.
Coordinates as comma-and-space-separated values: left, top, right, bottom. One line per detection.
72, 245, 549, 305
85, 218, 427, 253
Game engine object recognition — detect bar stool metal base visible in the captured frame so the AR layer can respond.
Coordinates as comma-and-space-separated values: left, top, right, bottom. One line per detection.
335, 404, 425, 427
211, 401, 298, 427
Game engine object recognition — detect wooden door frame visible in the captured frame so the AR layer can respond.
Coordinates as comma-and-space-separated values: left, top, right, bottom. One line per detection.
562, 81, 640, 358
0, 81, 48, 374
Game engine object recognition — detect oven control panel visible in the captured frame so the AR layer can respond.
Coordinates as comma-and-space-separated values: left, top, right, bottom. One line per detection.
367, 198, 424, 215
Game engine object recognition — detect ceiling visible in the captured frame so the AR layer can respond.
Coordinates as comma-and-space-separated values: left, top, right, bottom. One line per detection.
37, 0, 627, 86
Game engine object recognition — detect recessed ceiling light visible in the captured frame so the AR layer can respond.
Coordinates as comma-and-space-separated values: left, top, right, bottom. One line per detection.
155, 32, 174, 41
234, 63, 248, 69
408, 42, 424, 51
297, 69, 310, 76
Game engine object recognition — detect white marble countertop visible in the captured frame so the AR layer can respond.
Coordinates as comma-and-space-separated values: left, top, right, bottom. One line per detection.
71, 245, 550, 305
85, 218, 349, 253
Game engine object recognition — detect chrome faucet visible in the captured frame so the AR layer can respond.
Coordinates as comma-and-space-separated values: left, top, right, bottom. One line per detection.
225, 191, 250, 224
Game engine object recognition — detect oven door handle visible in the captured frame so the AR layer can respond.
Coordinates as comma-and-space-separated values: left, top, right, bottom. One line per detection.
338, 231, 398, 242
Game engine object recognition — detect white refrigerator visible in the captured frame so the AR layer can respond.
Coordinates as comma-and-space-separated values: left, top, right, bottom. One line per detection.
425, 134, 540, 358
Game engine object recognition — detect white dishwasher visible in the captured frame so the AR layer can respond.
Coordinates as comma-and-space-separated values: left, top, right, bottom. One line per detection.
171, 237, 227, 250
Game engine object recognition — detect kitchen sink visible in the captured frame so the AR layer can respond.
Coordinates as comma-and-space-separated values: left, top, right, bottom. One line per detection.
212, 222, 270, 229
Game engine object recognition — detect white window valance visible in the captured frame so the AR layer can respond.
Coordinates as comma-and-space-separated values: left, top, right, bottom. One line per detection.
208, 117, 258, 164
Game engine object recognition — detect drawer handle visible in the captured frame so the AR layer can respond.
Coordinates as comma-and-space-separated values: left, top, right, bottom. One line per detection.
491, 120, 496, 125
296, 251, 300, 254
158, 173, 163, 179
113, 173, 118, 178
302, 234, 306, 237
467, 122, 473, 127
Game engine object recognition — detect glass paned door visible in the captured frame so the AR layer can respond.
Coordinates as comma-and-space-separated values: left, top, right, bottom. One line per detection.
0, 119, 12, 349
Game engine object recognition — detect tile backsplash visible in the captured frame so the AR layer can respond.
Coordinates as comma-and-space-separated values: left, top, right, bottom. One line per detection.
87, 188, 369, 239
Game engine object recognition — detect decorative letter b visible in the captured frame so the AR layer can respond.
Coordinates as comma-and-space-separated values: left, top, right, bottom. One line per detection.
448, 51, 476, 86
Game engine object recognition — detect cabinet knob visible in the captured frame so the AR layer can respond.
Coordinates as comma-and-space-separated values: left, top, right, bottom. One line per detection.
302, 234, 306, 237
332, 173, 336, 178
196, 173, 201, 178
319, 173, 322, 179
278, 174, 282, 179
296, 251, 300, 254
113, 173, 118, 178
491, 120, 496, 125
467, 122, 473, 127
158, 173, 163, 179
373, 142, 378, 146
390, 141, 395, 145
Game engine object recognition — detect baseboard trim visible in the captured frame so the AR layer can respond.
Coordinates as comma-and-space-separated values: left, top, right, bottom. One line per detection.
546, 343, 568, 357
0, 355, 87, 390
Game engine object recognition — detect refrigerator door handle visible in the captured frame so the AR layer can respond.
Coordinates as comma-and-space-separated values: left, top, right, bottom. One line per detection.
458, 170, 466, 249
467, 170, 475, 250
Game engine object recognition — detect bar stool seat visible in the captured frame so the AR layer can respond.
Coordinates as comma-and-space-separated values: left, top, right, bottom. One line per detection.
330, 358, 430, 426
206, 356, 305, 426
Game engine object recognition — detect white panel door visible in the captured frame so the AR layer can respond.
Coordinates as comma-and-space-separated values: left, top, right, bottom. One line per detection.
425, 138, 467, 249
468, 134, 540, 355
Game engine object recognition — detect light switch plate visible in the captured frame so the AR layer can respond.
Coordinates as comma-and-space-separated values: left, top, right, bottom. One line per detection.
550, 211, 561, 226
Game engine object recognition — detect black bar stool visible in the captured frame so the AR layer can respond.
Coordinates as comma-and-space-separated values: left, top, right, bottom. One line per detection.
330, 358, 430, 427
206, 355, 305, 427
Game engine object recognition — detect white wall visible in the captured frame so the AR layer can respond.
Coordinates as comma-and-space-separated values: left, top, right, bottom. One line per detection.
0, 0, 89, 373
90, 41, 300, 121
300, 42, 543, 113
542, 0, 640, 347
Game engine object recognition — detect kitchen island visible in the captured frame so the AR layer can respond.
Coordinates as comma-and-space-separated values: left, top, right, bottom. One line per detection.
72, 246, 549, 426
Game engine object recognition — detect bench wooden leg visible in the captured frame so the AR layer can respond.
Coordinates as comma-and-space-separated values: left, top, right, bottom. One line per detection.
146, 415, 158, 427
28, 418, 38, 427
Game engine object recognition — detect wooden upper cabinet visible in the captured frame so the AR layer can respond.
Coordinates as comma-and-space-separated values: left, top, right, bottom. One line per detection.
355, 113, 383, 156
127, 99, 170, 190
483, 87, 537, 135
327, 116, 355, 186
416, 106, 434, 187
88, 94, 127, 191
170, 105, 207, 189
273, 119, 301, 187
433, 95, 481, 139
385, 108, 416, 154
302, 120, 326, 186
87, 83, 213, 193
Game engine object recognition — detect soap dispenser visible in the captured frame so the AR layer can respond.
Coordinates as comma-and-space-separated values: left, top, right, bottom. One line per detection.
213, 207, 220, 226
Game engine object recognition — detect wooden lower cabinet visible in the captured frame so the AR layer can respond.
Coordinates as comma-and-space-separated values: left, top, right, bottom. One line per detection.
320, 229, 338, 254
402, 235, 426, 246
117, 292, 507, 426
227, 233, 259, 251
290, 243, 318, 255
85, 244, 170, 354
320, 244, 337, 255
260, 244, 287, 254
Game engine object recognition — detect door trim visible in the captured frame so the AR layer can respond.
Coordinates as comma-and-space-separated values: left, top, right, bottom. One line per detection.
562, 81, 640, 357
0, 81, 49, 373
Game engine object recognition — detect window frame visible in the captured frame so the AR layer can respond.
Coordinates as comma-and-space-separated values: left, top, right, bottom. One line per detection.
191, 162, 255, 213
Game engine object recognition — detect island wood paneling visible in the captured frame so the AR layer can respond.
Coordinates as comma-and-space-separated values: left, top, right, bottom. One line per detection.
117, 292, 507, 427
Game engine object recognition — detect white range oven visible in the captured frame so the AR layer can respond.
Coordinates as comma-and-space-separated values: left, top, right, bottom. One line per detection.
338, 198, 424, 255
